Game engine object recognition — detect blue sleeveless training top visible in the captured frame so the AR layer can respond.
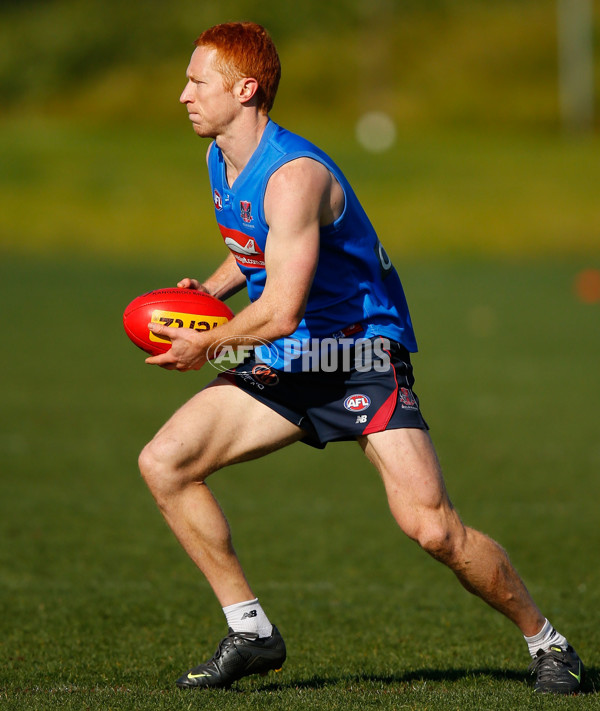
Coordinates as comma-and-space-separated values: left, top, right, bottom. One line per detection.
207, 119, 417, 371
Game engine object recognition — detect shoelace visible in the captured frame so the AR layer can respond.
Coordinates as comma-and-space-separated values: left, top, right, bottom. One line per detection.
210, 630, 260, 662
528, 647, 569, 679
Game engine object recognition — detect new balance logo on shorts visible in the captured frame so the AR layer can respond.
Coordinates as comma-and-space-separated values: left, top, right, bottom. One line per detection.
241, 610, 258, 620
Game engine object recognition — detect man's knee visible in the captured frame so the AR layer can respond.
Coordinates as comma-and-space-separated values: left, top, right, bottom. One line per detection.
138, 440, 169, 503
138, 436, 204, 505
408, 513, 466, 566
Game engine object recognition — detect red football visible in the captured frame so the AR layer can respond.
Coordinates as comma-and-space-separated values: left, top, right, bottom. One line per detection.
123, 288, 235, 356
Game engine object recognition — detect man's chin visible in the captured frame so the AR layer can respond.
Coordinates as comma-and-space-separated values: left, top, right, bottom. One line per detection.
192, 124, 214, 139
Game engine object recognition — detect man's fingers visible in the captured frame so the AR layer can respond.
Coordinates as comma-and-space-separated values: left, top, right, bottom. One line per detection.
146, 324, 175, 366
144, 322, 204, 371
148, 322, 177, 340
177, 278, 202, 290
145, 351, 198, 371
145, 355, 176, 369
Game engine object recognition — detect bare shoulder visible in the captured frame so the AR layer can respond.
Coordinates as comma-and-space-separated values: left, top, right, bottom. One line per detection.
265, 157, 344, 225
266, 157, 332, 196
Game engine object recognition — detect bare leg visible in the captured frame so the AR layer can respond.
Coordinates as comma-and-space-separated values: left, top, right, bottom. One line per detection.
359, 428, 545, 636
138, 379, 304, 607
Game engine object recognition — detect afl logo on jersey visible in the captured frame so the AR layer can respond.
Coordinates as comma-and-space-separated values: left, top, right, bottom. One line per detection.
344, 394, 371, 412
214, 189, 223, 211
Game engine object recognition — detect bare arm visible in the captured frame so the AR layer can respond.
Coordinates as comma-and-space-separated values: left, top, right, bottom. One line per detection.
146, 158, 333, 370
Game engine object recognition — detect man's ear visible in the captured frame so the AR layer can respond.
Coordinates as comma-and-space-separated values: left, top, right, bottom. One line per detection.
237, 77, 259, 104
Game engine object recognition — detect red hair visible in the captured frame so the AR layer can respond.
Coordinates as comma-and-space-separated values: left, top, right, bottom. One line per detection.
194, 22, 281, 114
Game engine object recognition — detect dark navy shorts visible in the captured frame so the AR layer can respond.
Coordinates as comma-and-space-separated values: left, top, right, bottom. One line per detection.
221, 337, 429, 449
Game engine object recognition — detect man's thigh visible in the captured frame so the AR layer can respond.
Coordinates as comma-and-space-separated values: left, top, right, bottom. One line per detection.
147, 377, 305, 480
358, 428, 454, 535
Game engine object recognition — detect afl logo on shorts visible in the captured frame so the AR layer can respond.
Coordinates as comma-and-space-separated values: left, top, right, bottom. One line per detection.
251, 364, 279, 386
344, 394, 371, 412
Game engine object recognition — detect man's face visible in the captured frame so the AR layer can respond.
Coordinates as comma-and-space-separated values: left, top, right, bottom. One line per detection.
180, 46, 239, 137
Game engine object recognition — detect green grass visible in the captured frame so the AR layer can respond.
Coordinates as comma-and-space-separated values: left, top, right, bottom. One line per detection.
1, 254, 599, 710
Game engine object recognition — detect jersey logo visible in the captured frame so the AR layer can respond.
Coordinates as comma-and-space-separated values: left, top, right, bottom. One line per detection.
240, 200, 253, 223
224, 237, 259, 256
344, 394, 371, 412
213, 189, 223, 210
218, 224, 266, 268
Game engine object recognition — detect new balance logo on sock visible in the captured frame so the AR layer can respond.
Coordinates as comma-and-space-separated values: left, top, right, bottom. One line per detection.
241, 610, 258, 620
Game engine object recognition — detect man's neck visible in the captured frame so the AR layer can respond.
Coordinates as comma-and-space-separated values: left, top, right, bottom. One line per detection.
216, 113, 270, 187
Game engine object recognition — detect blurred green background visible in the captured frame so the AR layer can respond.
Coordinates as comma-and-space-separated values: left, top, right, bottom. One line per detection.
2, 2, 600, 708
1, 0, 599, 259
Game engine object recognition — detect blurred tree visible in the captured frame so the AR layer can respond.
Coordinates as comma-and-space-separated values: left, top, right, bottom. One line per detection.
557, 0, 595, 132
0, 0, 597, 130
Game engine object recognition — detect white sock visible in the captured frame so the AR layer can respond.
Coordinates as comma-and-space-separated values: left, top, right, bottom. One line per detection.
223, 598, 273, 638
524, 618, 569, 658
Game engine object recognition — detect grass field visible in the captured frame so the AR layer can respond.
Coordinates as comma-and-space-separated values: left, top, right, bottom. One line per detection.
1, 253, 599, 710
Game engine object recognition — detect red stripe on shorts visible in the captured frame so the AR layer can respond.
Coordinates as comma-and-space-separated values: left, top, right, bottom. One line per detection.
361, 390, 397, 434
361, 344, 398, 435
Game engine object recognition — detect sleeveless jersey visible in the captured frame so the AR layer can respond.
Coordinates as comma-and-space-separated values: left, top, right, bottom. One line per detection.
207, 119, 417, 371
